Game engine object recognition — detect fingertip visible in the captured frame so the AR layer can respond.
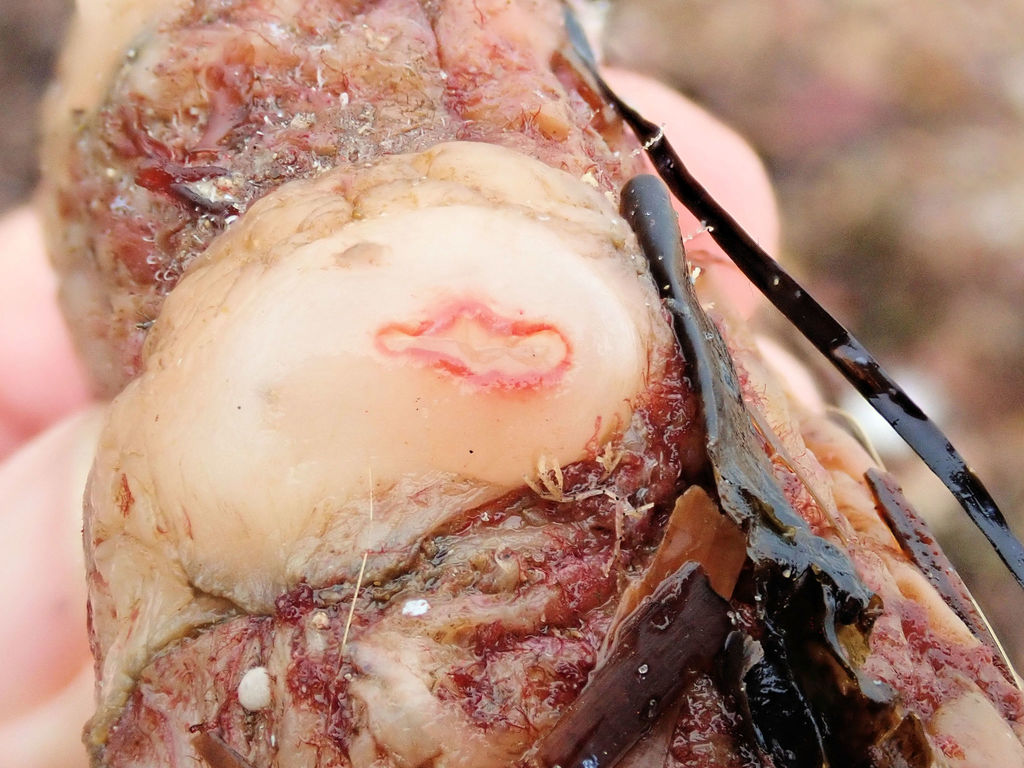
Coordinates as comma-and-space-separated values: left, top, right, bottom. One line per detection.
0, 662, 93, 768
602, 68, 781, 319
754, 334, 827, 414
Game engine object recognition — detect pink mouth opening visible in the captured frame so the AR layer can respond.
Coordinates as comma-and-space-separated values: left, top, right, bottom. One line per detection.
374, 300, 572, 390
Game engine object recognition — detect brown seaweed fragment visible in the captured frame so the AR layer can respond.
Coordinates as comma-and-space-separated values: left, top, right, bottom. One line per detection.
192, 732, 256, 768
620, 174, 927, 767
528, 563, 730, 768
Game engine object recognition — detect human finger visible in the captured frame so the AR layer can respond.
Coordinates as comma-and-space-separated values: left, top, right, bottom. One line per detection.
0, 206, 92, 459
602, 68, 781, 321
0, 407, 104, 768
599, 69, 828, 411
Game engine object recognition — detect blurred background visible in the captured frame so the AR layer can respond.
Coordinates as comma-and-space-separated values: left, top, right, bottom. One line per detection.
1, 0, 1022, 663
0, 0, 68, 210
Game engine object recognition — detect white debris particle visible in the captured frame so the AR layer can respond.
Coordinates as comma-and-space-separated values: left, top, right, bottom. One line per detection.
238, 666, 272, 711
402, 598, 431, 617
186, 176, 241, 206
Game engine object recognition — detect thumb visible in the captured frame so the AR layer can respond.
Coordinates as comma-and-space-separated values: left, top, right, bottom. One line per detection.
601, 69, 781, 321
0, 406, 104, 768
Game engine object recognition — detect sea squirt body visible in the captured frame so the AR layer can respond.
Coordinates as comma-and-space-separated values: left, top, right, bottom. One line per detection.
84, 141, 672, 732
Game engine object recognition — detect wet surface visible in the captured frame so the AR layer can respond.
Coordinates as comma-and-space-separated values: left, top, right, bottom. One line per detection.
3, 0, 1022, 670
604, 0, 1024, 670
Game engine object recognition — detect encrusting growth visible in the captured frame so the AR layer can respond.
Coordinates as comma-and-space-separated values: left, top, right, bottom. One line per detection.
39, 0, 1024, 766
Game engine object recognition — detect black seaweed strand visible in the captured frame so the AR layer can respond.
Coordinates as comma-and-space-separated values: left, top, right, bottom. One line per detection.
563, 7, 1024, 591
621, 175, 918, 768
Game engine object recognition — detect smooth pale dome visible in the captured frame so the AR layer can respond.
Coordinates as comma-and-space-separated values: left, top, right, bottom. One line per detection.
131, 195, 650, 603
177, 203, 645, 489
85, 145, 671, 724
91, 142, 665, 618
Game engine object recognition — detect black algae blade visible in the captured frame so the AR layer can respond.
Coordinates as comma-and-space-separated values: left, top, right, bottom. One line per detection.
562, 6, 1024, 592
621, 174, 872, 621
529, 563, 729, 768
726, 625, 828, 768
725, 576, 927, 768
621, 176, 928, 768
765, 576, 915, 767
